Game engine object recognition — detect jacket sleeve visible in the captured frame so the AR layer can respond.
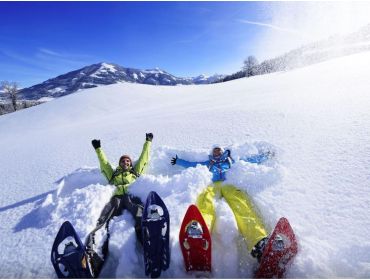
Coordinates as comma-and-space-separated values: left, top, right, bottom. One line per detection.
241, 152, 269, 164
134, 140, 152, 175
95, 148, 114, 182
176, 158, 209, 168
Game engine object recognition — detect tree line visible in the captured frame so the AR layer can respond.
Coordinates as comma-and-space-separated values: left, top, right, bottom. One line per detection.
0, 81, 42, 115
214, 54, 291, 84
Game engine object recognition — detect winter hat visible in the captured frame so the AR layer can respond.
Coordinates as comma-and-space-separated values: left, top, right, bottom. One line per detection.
211, 144, 224, 154
119, 155, 133, 166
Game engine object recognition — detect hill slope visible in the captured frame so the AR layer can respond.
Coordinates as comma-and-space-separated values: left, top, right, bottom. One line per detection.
1, 51, 370, 278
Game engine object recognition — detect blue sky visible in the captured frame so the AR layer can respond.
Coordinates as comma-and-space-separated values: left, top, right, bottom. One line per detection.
1, 1, 280, 87
2, 1, 369, 88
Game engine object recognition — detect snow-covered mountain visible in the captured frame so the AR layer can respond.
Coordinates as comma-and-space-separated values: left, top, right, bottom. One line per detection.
1, 50, 370, 278
18, 63, 224, 100
191, 74, 224, 84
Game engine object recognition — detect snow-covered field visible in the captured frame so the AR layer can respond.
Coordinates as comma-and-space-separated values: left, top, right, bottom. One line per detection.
1, 51, 370, 278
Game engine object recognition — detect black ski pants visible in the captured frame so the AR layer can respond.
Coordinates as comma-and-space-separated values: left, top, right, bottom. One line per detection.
85, 193, 144, 250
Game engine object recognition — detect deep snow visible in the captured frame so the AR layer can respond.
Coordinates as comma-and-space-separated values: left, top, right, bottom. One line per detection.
1, 51, 370, 278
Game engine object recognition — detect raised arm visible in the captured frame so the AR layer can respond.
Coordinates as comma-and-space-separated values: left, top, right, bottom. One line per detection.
92, 139, 114, 182
133, 133, 153, 175
171, 155, 209, 168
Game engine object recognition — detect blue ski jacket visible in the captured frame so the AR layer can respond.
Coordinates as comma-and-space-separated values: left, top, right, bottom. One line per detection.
176, 157, 232, 182
175, 152, 270, 182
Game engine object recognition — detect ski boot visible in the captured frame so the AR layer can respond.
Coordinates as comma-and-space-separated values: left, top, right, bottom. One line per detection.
251, 235, 285, 263
251, 237, 269, 262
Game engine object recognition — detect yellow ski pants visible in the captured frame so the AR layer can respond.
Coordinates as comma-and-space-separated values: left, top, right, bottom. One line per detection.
196, 182, 267, 252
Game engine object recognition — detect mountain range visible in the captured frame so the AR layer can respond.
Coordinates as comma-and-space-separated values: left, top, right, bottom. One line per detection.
19, 63, 224, 100
16, 23, 370, 102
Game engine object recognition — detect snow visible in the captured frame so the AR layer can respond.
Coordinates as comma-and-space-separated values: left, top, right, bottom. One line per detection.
81, 82, 96, 88
1, 51, 370, 278
37, 97, 55, 102
144, 68, 165, 74
101, 63, 117, 73
48, 87, 67, 94
91, 63, 117, 78
302, 41, 370, 55
192, 75, 208, 83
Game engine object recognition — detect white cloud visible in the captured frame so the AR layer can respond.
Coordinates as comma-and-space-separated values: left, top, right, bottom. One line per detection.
238, 19, 301, 35
38, 48, 62, 57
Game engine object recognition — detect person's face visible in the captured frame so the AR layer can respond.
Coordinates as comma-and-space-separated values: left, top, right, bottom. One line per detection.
213, 147, 222, 158
120, 157, 131, 170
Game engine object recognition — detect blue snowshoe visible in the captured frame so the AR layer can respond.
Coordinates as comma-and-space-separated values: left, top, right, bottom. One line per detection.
51, 221, 103, 278
142, 191, 170, 278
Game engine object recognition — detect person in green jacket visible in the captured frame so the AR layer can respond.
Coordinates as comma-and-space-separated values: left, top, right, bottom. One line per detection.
85, 133, 153, 257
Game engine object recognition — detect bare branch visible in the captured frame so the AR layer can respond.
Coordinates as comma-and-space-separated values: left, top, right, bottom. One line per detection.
1, 81, 19, 111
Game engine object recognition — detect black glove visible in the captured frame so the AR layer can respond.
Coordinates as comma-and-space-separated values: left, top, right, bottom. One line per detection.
171, 155, 178, 165
225, 149, 231, 157
92, 139, 101, 150
146, 133, 153, 142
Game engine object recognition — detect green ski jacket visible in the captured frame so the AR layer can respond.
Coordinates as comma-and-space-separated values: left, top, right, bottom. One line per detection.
95, 140, 151, 196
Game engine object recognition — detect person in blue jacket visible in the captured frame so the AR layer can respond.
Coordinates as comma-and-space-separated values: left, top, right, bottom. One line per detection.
171, 145, 273, 262
171, 146, 270, 182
